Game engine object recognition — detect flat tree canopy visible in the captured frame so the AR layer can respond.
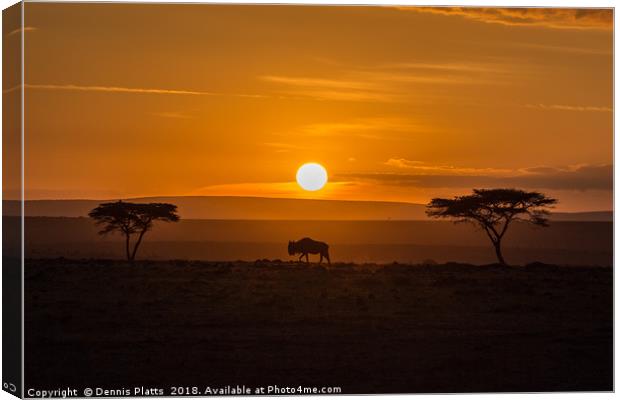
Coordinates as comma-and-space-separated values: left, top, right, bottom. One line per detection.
89, 201, 180, 262
426, 189, 557, 265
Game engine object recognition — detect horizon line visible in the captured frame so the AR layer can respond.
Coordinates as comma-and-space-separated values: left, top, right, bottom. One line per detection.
3, 195, 613, 214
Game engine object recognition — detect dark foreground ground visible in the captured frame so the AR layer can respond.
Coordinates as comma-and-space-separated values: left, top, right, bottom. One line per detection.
25, 259, 612, 394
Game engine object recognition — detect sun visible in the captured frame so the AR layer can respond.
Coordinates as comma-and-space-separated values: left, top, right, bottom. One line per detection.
296, 163, 328, 191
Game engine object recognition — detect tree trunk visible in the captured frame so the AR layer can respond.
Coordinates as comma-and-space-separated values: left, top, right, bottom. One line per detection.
125, 233, 132, 263
131, 228, 148, 262
493, 240, 507, 265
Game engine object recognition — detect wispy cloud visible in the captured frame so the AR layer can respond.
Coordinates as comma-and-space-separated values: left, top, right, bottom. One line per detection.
24, 83, 216, 96
261, 76, 373, 91
384, 158, 512, 175
8, 83, 269, 98
189, 181, 353, 200
343, 162, 612, 191
298, 118, 425, 139
261, 142, 308, 153
261, 75, 395, 102
2, 85, 20, 94
261, 62, 511, 103
385, 158, 425, 169
511, 42, 611, 56
374, 61, 508, 74
266, 118, 431, 146
7, 26, 37, 37
262, 119, 427, 154
402, 7, 612, 30
149, 111, 194, 119
526, 103, 612, 112
360, 70, 503, 85
300, 122, 384, 139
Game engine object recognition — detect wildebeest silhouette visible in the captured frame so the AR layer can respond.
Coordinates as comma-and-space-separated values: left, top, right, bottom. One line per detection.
288, 237, 331, 265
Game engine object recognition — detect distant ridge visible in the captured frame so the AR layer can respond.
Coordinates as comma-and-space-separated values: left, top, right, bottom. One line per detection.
549, 211, 613, 222
3, 196, 612, 221
7, 196, 427, 220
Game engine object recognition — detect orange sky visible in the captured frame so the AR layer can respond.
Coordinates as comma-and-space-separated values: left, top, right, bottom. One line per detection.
13, 4, 613, 211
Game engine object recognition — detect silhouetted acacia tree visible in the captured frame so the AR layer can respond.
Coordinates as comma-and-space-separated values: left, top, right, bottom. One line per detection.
88, 201, 180, 262
426, 189, 557, 265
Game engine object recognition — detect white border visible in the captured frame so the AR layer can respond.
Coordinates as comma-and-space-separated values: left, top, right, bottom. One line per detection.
0, 1, 616, 400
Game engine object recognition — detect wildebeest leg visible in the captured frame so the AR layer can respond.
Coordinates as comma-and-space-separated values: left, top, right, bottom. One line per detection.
298, 254, 304, 262
305, 253, 309, 264
319, 254, 323, 264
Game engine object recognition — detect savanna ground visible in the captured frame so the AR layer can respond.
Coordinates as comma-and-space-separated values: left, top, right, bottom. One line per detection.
25, 259, 612, 394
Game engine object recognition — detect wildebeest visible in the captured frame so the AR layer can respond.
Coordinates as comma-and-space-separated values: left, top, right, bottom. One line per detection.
288, 237, 331, 265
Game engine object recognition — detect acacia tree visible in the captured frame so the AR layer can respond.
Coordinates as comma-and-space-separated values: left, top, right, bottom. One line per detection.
426, 189, 557, 265
88, 201, 180, 262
